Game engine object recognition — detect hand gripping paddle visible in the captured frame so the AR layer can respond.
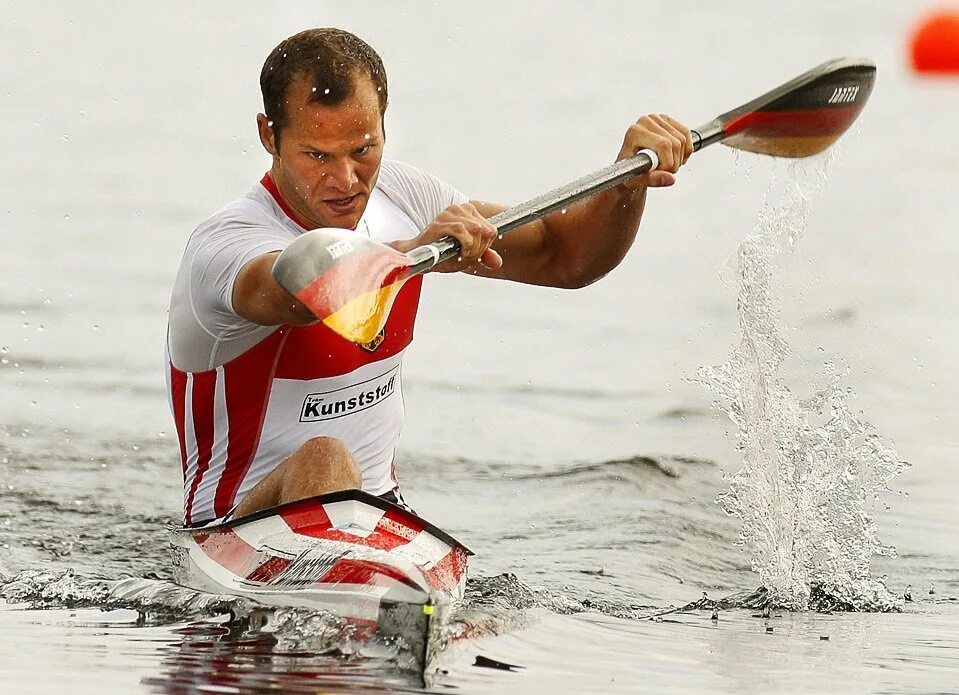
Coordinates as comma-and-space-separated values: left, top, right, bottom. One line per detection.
273, 57, 876, 344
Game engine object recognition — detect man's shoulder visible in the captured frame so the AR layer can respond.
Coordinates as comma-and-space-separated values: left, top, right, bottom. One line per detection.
195, 184, 277, 232
185, 182, 294, 252
376, 159, 468, 230
377, 159, 443, 191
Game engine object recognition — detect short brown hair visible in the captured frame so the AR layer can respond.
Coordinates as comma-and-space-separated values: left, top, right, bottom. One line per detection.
260, 28, 388, 140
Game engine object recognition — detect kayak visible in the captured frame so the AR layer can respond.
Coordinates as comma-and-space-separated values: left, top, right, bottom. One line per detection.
170, 489, 472, 679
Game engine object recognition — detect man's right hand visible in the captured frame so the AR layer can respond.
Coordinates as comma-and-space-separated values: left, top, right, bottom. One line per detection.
390, 203, 503, 273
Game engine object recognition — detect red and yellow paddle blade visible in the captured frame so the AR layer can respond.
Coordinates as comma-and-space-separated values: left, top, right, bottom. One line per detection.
273, 229, 413, 344
699, 58, 876, 158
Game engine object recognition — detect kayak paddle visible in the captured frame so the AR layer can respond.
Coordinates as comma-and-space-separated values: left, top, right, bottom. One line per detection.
273, 57, 876, 344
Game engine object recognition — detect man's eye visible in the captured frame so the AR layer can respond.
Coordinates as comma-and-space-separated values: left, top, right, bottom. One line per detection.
355, 146, 371, 156
307, 151, 325, 160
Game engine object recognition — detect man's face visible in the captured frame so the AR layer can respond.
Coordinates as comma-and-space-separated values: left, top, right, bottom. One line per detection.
259, 73, 385, 230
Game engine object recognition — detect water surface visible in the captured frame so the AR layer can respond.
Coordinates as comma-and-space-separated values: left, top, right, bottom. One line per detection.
2, 2, 958, 692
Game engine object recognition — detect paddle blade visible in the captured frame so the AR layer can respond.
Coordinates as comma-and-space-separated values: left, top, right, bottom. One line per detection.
273, 229, 412, 343
708, 58, 876, 158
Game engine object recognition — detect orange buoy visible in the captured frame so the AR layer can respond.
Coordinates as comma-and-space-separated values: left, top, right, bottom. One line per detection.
910, 9, 959, 74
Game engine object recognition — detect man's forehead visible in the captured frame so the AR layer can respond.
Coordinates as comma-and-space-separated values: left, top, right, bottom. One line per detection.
287, 73, 379, 106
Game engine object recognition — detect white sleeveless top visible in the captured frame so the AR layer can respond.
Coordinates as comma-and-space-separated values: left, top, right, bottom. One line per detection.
166, 161, 466, 525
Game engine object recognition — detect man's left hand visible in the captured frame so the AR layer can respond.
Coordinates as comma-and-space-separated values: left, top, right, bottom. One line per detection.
617, 114, 694, 189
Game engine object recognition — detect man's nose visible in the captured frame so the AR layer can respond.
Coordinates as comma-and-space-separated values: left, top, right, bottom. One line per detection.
324, 159, 357, 193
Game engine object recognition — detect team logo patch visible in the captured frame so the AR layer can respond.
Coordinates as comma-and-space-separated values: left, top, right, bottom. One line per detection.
359, 328, 386, 353
300, 365, 399, 422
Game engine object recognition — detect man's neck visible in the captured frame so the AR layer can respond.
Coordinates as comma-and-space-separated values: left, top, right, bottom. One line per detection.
260, 171, 315, 230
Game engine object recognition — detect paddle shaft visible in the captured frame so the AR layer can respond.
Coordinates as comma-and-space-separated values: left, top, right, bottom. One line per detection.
405, 120, 724, 274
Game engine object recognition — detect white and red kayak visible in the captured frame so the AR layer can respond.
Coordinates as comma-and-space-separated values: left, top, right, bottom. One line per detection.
171, 489, 472, 675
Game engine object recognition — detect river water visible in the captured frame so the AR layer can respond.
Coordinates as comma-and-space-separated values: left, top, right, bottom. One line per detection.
2, 2, 958, 693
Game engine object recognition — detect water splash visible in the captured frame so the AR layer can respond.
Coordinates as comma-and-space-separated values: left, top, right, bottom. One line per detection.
694, 156, 909, 611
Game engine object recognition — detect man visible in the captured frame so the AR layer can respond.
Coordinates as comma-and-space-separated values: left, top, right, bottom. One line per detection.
166, 28, 692, 526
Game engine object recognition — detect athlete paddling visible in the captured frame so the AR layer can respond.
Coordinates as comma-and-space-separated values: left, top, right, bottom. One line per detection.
166, 28, 693, 526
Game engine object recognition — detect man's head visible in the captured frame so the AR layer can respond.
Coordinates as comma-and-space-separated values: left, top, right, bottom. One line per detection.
260, 28, 387, 143
257, 29, 388, 230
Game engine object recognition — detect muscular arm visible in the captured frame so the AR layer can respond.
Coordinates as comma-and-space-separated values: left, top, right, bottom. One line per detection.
455, 114, 692, 289
232, 252, 317, 326
467, 183, 648, 289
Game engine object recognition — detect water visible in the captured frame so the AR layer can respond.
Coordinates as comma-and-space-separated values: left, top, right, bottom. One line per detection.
3, 2, 959, 693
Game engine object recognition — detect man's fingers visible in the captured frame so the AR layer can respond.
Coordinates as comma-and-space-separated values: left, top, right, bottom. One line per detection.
446, 221, 473, 260
634, 118, 675, 173
652, 114, 685, 173
479, 247, 503, 270
646, 171, 677, 188
627, 114, 694, 175
662, 114, 694, 163
650, 116, 681, 173
430, 206, 498, 267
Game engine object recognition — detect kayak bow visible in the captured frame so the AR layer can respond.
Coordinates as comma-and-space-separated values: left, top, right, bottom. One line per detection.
171, 489, 472, 681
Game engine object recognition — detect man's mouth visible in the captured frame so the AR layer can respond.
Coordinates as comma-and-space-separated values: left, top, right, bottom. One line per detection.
323, 194, 361, 215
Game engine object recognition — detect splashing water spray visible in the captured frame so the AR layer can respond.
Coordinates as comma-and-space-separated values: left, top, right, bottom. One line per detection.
694, 155, 909, 611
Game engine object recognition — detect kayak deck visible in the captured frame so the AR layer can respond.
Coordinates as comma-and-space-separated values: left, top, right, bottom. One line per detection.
170, 489, 472, 679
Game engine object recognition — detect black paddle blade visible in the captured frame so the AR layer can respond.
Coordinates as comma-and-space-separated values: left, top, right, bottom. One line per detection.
273, 229, 413, 343
696, 58, 876, 157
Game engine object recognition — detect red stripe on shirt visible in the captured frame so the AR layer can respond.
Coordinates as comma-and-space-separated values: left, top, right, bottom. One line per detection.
213, 328, 290, 518
169, 363, 189, 477
184, 370, 218, 525
260, 172, 312, 229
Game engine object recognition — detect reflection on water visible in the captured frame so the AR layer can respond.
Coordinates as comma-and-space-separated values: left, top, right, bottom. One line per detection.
143, 621, 422, 695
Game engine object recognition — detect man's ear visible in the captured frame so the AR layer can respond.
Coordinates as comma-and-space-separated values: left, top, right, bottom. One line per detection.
257, 113, 278, 156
